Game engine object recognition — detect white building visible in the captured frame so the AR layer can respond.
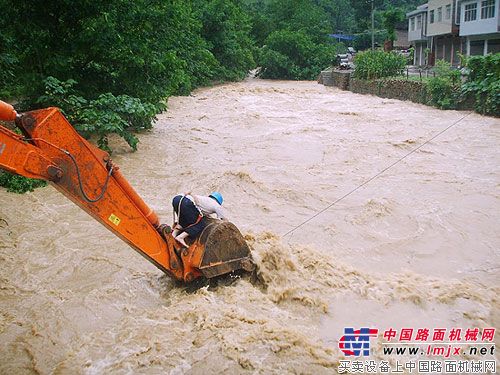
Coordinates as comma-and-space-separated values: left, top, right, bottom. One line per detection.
407, 4, 429, 65
407, 0, 499, 66
426, 0, 463, 66
457, 0, 500, 54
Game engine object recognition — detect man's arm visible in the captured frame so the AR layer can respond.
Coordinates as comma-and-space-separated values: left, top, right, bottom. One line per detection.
214, 205, 227, 221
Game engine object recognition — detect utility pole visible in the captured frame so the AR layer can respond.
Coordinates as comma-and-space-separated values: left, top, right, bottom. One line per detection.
371, 0, 375, 50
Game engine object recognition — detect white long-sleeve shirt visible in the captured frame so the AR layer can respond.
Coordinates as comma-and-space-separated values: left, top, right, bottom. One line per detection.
192, 195, 226, 220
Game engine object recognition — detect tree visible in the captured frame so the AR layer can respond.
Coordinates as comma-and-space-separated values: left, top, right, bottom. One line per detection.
382, 7, 405, 42
195, 0, 256, 81
350, 0, 420, 35
350, 0, 384, 32
1, 0, 216, 100
258, 30, 338, 80
241, 0, 274, 46
266, 0, 332, 42
315, 0, 356, 37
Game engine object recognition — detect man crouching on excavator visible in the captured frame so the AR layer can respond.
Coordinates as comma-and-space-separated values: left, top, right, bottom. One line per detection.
172, 192, 226, 248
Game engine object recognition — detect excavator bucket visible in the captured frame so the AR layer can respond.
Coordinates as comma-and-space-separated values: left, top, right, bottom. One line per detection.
196, 219, 255, 278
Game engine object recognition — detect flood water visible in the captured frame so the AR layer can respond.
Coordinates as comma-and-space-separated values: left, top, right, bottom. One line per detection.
1, 79, 499, 374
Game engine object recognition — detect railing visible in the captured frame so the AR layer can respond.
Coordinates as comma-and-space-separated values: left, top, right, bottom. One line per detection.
401, 66, 437, 81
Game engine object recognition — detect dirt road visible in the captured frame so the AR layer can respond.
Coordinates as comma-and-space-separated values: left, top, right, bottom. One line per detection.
1, 79, 499, 373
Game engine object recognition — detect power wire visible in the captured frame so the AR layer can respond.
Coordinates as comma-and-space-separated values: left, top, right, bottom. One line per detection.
282, 112, 473, 238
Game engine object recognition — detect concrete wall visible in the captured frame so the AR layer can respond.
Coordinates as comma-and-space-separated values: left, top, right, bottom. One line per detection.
320, 70, 352, 90
349, 79, 429, 104
319, 69, 477, 112
395, 29, 410, 48
427, 0, 455, 36
348, 78, 476, 110
319, 69, 333, 86
409, 12, 428, 41
332, 71, 351, 90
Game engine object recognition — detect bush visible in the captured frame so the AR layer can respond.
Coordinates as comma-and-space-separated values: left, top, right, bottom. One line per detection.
462, 54, 500, 116
466, 53, 500, 81
258, 30, 337, 80
0, 171, 47, 193
35, 77, 157, 152
354, 50, 406, 80
427, 60, 461, 109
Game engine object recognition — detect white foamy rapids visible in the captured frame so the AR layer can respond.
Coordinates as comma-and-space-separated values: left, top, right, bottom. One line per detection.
47, 232, 497, 374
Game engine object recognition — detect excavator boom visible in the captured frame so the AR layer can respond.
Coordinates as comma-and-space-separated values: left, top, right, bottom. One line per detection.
0, 100, 254, 282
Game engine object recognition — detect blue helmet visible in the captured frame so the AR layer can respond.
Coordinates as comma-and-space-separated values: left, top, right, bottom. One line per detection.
209, 192, 223, 205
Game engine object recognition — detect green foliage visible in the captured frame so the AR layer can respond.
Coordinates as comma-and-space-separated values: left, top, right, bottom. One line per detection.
350, 0, 421, 33
353, 30, 388, 51
195, 0, 256, 81
350, 0, 382, 32
36, 77, 157, 152
382, 7, 405, 42
0, 0, 256, 120
243, 0, 356, 46
258, 30, 337, 80
466, 54, 500, 81
264, 0, 332, 43
0, 33, 19, 99
354, 50, 406, 79
0, 171, 47, 194
464, 79, 500, 116
462, 54, 500, 116
244, 0, 352, 81
3, 0, 213, 101
427, 60, 461, 110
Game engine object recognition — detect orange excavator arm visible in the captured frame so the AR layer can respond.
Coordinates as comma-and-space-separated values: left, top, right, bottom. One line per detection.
0, 100, 254, 282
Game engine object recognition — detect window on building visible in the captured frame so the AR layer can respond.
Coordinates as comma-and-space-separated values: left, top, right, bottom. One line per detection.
481, 0, 495, 19
411, 17, 415, 31
464, 3, 478, 22
417, 14, 422, 29
470, 40, 484, 55
438, 7, 443, 21
446, 4, 452, 19
488, 39, 500, 54
430, 10, 435, 23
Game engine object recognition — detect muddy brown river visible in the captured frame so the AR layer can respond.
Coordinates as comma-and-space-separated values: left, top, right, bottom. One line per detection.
1, 79, 499, 374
